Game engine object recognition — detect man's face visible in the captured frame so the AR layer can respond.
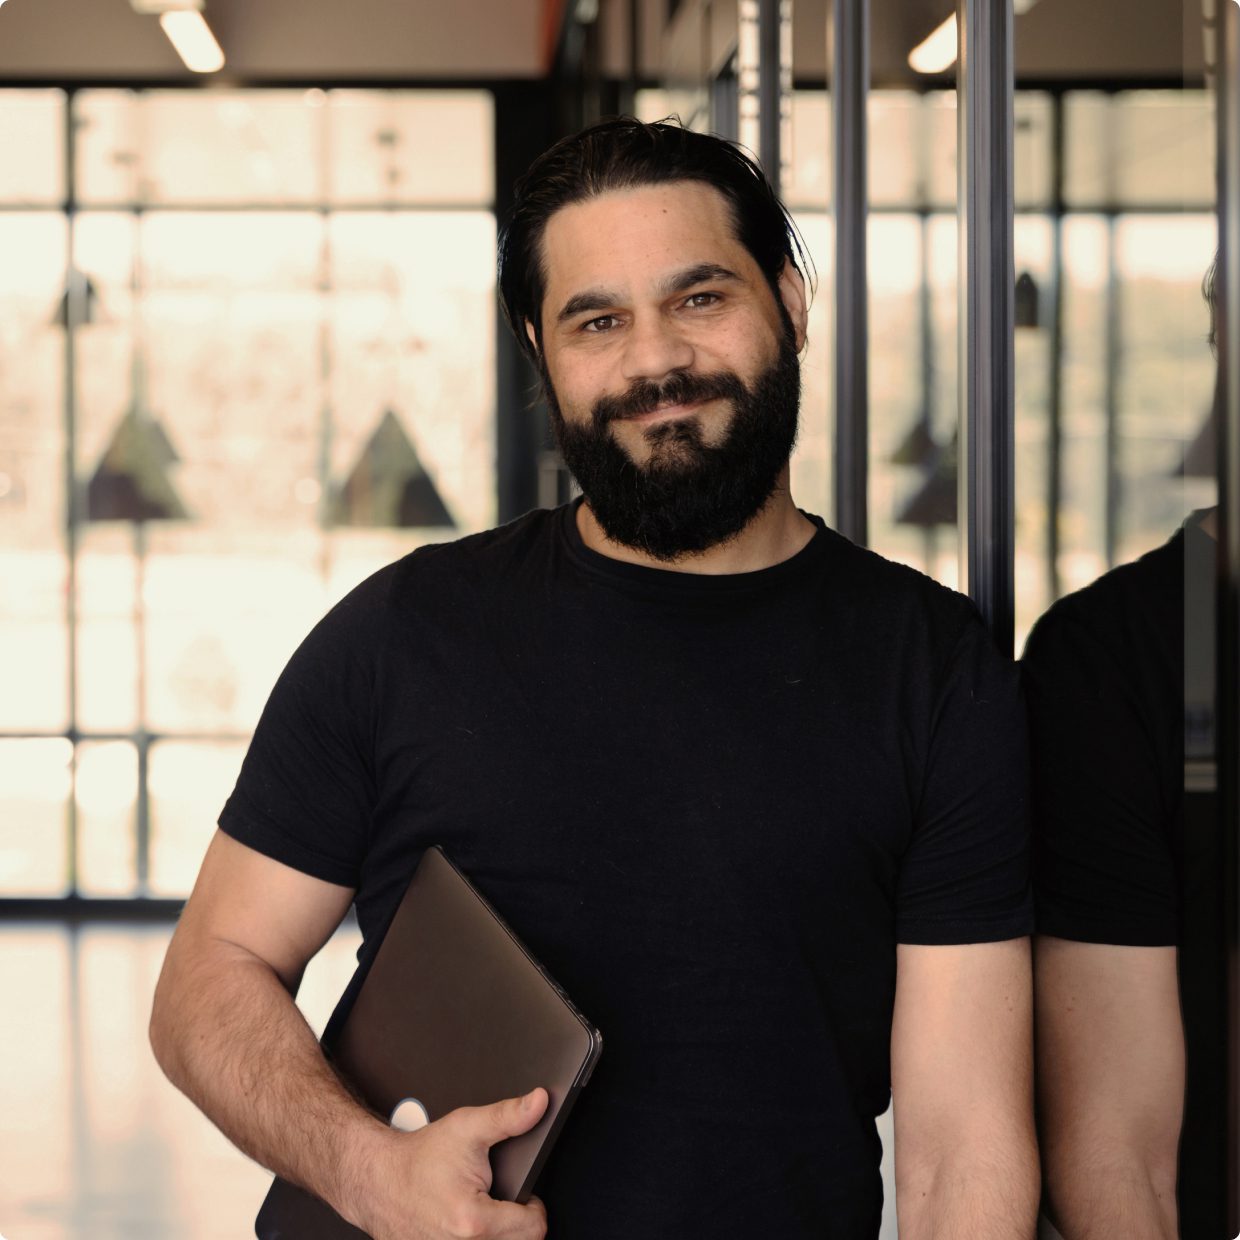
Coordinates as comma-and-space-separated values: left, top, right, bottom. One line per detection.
531, 181, 807, 560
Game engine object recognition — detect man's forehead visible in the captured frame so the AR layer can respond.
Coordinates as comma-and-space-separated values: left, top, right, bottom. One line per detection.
539, 181, 745, 295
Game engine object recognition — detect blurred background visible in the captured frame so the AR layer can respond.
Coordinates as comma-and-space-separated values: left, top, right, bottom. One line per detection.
0, 0, 1227, 1236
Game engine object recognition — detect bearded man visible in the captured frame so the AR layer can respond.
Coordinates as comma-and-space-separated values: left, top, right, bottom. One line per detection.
150, 117, 1039, 1240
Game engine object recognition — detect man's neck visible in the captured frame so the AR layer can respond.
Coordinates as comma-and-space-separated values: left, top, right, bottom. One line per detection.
576, 479, 818, 576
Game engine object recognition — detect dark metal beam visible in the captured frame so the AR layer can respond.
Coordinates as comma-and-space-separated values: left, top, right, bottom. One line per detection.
957, 0, 1015, 653
832, 0, 870, 545
757, 0, 786, 194
1216, 0, 1240, 1230
1045, 91, 1065, 606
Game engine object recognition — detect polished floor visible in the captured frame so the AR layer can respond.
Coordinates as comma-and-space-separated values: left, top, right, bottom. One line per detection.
0, 922, 908, 1239
0, 921, 362, 1240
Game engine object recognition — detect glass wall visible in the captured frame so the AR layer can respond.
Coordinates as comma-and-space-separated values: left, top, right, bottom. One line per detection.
0, 87, 496, 899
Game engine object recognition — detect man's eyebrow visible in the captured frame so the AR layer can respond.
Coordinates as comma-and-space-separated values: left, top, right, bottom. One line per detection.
657, 263, 743, 297
554, 263, 744, 325
557, 288, 619, 323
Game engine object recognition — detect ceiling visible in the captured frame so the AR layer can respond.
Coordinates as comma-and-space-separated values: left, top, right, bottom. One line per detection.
0, 0, 1210, 84
0, 0, 547, 80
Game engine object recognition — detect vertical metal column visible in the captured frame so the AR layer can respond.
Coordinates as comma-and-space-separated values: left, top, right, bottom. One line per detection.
755, 0, 790, 194
1045, 92, 1065, 605
63, 89, 81, 897
1216, 0, 1240, 1230
957, 0, 1016, 653
832, 0, 870, 546
1103, 216, 1121, 569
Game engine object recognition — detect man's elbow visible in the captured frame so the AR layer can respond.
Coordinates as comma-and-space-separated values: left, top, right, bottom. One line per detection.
1040, 1122, 1179, 1238
896, 1123, 1041, 1236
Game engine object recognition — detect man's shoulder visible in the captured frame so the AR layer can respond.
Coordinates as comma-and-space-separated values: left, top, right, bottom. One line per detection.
818, 524, 982, 641
1023, 530, 1183, 669
359, 505, 561, 596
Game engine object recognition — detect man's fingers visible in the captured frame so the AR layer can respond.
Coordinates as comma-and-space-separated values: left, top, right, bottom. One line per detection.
455, 1088, 549, 1152
479, 1196, 549, 1239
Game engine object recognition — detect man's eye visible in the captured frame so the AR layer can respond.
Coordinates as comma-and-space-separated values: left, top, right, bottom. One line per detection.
685, 292, 720, 309
582, 315, 618, 333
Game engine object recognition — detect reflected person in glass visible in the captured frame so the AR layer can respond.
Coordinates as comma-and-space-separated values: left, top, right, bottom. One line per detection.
151, 117, 1039, 1240
1025, 258, 1223, 1240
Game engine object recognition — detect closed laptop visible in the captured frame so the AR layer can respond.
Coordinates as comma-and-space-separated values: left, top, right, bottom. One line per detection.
255, 845, 603, 1239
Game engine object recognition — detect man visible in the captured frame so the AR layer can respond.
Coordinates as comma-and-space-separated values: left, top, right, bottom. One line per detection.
151, 117, 1038, 1240
1025, 259, 1223, 1239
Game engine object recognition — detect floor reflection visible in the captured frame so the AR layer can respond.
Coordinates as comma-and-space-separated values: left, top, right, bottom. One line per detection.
0, 921, 361, 1240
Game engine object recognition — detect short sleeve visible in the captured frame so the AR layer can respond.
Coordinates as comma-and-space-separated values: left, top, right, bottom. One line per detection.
218, 568, 392, 888
896, 615, 1034, 944
1022, 606, 1178, 946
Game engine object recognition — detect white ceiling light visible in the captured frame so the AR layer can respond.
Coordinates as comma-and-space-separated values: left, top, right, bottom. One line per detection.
909, 1, 1040, 76
908, 14, 957, 75
130, 0, 225, 73
158, 9, 224, 73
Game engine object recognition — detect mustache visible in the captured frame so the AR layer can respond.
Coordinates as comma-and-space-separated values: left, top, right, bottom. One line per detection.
591, 370, 748, 428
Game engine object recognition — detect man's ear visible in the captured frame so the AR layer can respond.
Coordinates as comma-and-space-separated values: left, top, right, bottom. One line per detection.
776, 259, 809, 353
524, 319, 540, 357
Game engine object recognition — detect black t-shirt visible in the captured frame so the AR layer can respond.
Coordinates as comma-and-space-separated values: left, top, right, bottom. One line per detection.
221, 502, 1033, 1239
1022, 518, 1225, 1238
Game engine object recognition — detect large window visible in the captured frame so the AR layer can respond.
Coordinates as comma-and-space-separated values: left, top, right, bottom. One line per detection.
0, 88, 496, 899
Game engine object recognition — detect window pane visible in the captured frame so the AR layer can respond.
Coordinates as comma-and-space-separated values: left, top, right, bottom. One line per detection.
869, 213, 960, 589
1057, 215, 1110, 595
787, 92, 830, 210
0, 212, 68, 731
77, 90, 323, 206
327, 91, 493, 205
789, 212, 832, 519
0, 89, 64, 204
1012, 215, 1055, 649
1065, 91, 1215, 209
328, 211, 498, 543
869, 92, 920, 209
143, 528, 325, 734
0, 739, 71, 895
148, 741, 245, 897
1114, 214, 1218, 565
76, 740, 137, 896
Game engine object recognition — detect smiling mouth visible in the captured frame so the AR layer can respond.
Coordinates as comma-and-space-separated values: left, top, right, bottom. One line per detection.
622, 397, 712, 425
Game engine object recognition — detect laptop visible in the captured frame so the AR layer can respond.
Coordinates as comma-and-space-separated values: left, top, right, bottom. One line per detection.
255, 845, 603, 1238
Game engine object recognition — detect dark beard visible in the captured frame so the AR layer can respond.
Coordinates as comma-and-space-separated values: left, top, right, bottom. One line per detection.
542, 337, 801, 561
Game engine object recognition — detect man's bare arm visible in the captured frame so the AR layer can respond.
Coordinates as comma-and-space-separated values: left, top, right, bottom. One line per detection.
892, 938, 1040, 1240
1034, 936, 1183, 1240
150, 830, 549, 1240
150, 829, 386, 1222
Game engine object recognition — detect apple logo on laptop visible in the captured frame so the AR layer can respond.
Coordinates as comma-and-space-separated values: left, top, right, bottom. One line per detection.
390, 1097, 431, 1132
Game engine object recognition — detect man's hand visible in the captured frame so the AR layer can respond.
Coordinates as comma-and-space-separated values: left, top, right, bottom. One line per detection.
349, 1089, 551, 1240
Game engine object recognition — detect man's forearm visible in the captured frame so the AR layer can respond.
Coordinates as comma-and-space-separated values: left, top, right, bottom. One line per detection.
897, 1142, 1041, 1240
150, 936, 386, 1227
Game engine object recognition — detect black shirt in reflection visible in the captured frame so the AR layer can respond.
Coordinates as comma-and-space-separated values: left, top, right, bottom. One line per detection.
1022, 512, 1222, 1239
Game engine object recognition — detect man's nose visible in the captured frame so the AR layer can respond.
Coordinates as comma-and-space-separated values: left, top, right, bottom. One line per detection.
619, 312, 695, 385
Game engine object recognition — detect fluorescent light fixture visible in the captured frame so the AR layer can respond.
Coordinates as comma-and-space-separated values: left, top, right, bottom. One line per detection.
908, 15, 957, 75
909, 1, 1040, 74
159, 9, 224, 73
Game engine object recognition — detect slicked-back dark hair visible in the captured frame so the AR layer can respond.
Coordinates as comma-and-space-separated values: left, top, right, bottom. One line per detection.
498, 116, 809, 361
